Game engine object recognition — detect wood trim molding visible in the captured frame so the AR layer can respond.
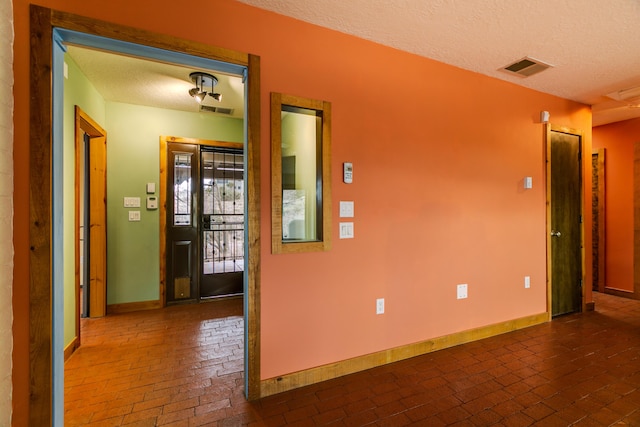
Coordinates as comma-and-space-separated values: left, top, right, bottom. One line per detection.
246, 53, 262, 401
593, 149, 606, 294
107, 300, 162, 314
544, 123, 552, 320
260, 312, 549, 397
29, 5, 54, 424
63, 337, 79, 362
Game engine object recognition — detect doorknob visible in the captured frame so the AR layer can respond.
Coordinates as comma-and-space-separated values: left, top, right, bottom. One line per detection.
551, 230, 562, 237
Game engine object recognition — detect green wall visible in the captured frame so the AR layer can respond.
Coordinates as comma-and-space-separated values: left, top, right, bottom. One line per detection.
63, 53, 244, 348
104, 102, 243, 304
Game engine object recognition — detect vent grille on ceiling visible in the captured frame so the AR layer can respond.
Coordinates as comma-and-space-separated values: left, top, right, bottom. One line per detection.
500, 57, 553, 78
606, 86, 640, 104
199, 105, 234, 115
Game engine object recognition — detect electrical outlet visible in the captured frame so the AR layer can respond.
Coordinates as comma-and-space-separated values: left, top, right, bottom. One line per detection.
524, 276, 531, 289
457, 284, 468, 299
376, 298, 384, 314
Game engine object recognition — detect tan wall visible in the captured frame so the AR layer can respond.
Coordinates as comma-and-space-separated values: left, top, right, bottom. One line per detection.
0, 0, 13, 424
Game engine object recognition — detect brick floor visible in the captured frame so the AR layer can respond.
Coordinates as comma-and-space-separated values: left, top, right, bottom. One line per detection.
65, 293, 640, 426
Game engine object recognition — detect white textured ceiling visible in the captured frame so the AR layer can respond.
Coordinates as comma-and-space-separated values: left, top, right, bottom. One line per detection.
237, 0, 640, 126
67, 1, 640, 126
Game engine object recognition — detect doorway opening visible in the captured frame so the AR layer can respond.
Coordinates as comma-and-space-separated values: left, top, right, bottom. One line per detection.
29, 7, 262, 424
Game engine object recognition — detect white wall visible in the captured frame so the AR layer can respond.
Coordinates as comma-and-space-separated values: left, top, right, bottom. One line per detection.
0, 0, 14, 424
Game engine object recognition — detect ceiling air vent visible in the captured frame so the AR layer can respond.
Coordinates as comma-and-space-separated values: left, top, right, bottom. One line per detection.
199, 105, 235, 115
500, 57, 553, 78
606, 85, 640, 104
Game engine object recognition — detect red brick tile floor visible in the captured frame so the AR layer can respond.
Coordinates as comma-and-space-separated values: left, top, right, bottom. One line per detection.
65, 292, 640, 426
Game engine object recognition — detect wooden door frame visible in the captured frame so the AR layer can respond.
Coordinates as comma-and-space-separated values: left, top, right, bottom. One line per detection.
29, 6, 261, 424
544, 123, 587, 318
68, 107, 108, 360
159, 136, 244, 306
592, 149, 606, 294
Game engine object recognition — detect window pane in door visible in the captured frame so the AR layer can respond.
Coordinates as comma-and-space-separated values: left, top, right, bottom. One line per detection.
173, 153, 192, 226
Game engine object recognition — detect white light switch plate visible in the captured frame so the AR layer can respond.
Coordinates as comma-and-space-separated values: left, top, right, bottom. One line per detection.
124, 197, 141, 208
339, 201, 354, 218
376, 298, 384, 314
128, 211, 141, 221
457, 284, 468, 299
339, 222, 354, 239
524, 276, 531, 288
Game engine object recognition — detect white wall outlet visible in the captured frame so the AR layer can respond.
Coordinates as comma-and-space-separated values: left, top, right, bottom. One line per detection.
376, 298, 385, 314
128, 211, 141, 222
457, 284, 468, 299
524, 276, 531, 289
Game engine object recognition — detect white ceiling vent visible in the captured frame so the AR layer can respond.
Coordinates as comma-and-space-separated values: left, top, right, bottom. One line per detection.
500, 57, 553, 78
606, 86, 640, 104
200, 105, 235, 115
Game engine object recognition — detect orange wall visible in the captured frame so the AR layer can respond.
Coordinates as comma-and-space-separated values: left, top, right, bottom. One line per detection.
12, 0, 592, 422
592, 119, 638, 292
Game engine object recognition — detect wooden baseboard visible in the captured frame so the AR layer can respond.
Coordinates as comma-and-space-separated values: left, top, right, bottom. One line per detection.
107, 299, 162, 314
604, 287, 639, 300
64, 336, 79, 362
260, 311, 549, 397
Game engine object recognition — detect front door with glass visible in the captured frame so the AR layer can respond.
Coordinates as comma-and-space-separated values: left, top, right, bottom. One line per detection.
166, 141, 244, 304
200, 148, 244, 298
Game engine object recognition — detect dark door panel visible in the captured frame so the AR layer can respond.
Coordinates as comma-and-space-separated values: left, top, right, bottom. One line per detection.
550, 130, 582, 316
166, 143, 199, 304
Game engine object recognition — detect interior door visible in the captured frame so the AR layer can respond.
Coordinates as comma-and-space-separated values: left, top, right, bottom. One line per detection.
166, 142, 199, 304
550, 129, 583, 316
76, 107, 107, 319
200, 148, 244, 298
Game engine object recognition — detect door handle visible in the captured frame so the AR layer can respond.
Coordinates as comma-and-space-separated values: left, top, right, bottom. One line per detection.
551, 230, 561, 237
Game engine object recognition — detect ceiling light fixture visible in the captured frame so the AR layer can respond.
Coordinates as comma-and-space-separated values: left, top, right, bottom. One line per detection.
188, 72, 222, 103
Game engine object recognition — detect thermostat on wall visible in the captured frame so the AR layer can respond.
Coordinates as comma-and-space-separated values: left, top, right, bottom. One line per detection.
343, 162, 353, 184
147, 196, 158, 210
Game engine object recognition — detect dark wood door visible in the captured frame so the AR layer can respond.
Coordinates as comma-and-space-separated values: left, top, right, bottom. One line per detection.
551, 129, 582, 316
166, 142, 199, 304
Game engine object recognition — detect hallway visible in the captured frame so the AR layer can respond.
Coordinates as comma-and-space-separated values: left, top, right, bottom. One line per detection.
65, 293, 640, 426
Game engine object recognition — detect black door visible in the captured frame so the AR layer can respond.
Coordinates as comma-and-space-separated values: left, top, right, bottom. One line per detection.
200, 148, 244, 299
166, 143, 199, 303
166, 142, 244, 304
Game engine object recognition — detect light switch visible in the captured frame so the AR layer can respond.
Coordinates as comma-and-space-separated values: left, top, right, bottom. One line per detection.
340, 201, 354, 218
124, 197, 141, 208
524, 177, 533, 189
457, 284, 468, 299
128, 211, 141, 221
339, 222, 354, 239
146, 182, 156, 194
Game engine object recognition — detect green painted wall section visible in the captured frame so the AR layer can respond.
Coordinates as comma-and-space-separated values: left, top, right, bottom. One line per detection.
104, 102, 243, 304
63, 55, 106, 347
63, 55, 244, 347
